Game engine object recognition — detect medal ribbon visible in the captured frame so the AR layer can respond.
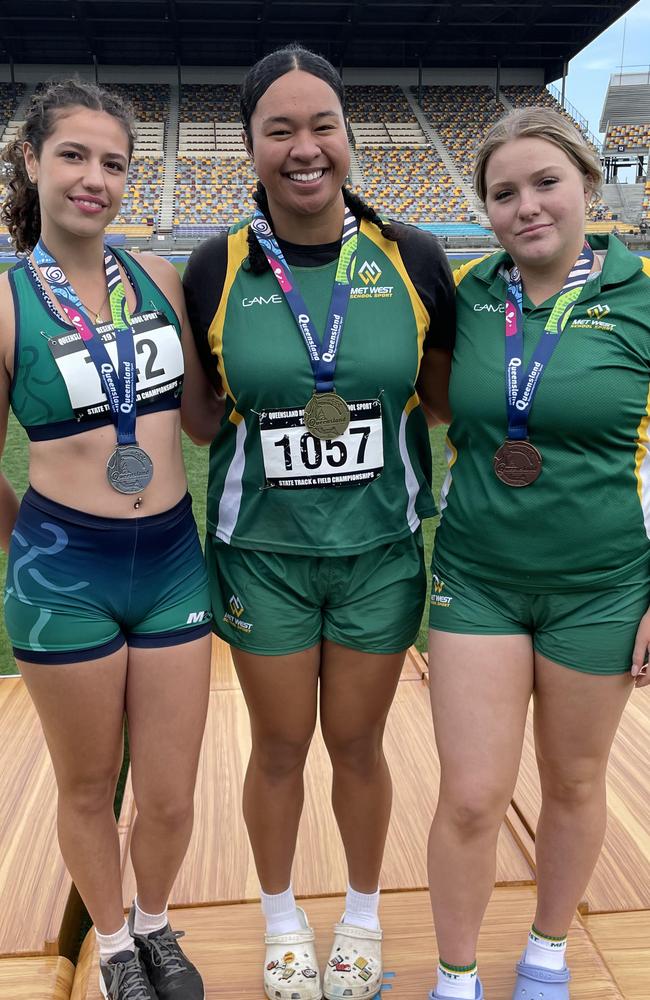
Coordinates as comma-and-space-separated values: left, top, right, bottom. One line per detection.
32, 241, 138, 446
251, 207, 358, 393
504, 242, 594, 440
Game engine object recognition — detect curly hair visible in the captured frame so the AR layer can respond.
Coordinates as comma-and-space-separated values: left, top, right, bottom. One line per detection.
1, 78, 136, 253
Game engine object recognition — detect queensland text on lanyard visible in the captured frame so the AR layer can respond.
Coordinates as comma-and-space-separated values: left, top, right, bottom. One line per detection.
493, 243, 594, 487
32, 240, 153, 497
250, 207, 358, 440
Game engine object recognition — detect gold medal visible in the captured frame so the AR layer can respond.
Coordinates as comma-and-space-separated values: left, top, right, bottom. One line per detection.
303, 392, 350, 440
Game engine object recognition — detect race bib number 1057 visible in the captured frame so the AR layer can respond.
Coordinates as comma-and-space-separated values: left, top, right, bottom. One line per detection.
260, 399, 384, 489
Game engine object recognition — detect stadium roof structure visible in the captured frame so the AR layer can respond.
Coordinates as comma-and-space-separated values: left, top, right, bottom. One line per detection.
0, 0, 639, 82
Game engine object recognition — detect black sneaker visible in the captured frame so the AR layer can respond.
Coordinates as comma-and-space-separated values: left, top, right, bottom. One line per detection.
99, 950, 157, 1000
132, 922, 205, 1000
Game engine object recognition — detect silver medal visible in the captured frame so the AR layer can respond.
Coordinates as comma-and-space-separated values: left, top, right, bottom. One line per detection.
106, 445, 154, 494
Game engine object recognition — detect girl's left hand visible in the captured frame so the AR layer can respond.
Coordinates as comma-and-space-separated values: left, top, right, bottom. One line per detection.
631, 608, 650, 687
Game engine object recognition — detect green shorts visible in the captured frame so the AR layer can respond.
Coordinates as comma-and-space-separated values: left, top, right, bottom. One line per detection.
428, 558, 650, 675
207, 531, 426, 656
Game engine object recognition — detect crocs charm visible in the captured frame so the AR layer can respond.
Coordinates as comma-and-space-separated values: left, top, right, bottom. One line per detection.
327, 950, 377, 995
267, 947, 318, 998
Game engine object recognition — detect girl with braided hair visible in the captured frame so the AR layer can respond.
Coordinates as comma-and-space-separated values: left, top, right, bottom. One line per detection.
182, 45, 454, 1000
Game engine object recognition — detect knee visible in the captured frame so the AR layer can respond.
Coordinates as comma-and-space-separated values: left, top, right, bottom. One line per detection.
59, 766, 121, 817
538, 761, 605, 808
135, 791, 195, 832
252, 732, 314, 782
324, 730, 384, 779
437, 784, 509, 839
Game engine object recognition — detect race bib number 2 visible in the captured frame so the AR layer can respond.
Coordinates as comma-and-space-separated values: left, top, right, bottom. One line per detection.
47, 311, 183, 421
260, 399, 384, 489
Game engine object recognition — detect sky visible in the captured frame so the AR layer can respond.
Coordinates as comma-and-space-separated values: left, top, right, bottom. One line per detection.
557, 0, 650, 139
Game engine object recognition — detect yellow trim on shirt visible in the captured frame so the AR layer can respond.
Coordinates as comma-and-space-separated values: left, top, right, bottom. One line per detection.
453, 253, 493, 287
634, 382, 650, 504
404, 391, 421, 417
208, 226, 249, 414
362, 221, 430, 375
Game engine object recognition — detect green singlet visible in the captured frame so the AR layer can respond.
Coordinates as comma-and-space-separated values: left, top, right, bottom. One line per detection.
8, 248, 182, 441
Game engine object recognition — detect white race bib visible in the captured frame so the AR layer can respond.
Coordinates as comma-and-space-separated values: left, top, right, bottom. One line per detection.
260, 399, 383, 488
47, 311, 183, 420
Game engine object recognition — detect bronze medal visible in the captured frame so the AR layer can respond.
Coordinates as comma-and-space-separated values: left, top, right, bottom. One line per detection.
493, 439, 542, 487
107, 444, 154, 494
303, 392, 350, 440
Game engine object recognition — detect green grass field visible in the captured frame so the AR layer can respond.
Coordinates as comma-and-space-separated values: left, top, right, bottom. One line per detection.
0, 252, 465, 673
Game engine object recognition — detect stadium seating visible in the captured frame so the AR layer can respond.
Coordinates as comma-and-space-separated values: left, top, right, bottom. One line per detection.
641, 180, 650, 222
105, 83, 170, 122
114, 156, 164, 226
344, 86, 470, 223
345, 85, 417, 123
604, 122, 650, 152
351, 122, 427, 146
173, 155, 257, 229
0, 81, 634, 237
180, 84, 240, 122
501, 84, 561, 111
587, 199, 614, 223
501, 84, 590, 137
0, 83, 23, 134
134, 123, 165, 154
355, 147, 472, 223
502, 85, 600, 151
416, 85, 505, 182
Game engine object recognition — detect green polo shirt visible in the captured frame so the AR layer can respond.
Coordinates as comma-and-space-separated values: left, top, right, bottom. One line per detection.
434, 234, 650, 591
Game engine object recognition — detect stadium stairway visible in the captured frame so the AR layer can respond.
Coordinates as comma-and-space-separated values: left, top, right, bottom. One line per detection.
157, 84, 180, 234
401, 87, 489, 228
3, 640, 650, 997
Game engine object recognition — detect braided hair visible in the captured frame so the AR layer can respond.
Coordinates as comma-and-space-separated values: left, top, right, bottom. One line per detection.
240, 43, 398, 275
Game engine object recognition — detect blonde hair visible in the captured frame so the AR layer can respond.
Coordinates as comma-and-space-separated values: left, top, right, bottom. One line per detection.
473, 106, 602, 204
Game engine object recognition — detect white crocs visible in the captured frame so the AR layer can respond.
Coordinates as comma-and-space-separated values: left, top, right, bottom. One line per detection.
323, 920, 383, 999
264, 907, 322, 1000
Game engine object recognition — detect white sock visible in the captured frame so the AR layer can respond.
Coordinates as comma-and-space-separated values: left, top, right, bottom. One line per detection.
96, 921, 134, 962
261, 885, 302, 935
435, 960, 478, 999
524, 925, 568, 971
133, 895, 168, 936
343, 885, 381, 931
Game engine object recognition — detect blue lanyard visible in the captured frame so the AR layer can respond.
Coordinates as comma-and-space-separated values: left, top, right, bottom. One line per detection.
33, 241, 138, 446
504, 243, 594, 440
250, 208, 358, 393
